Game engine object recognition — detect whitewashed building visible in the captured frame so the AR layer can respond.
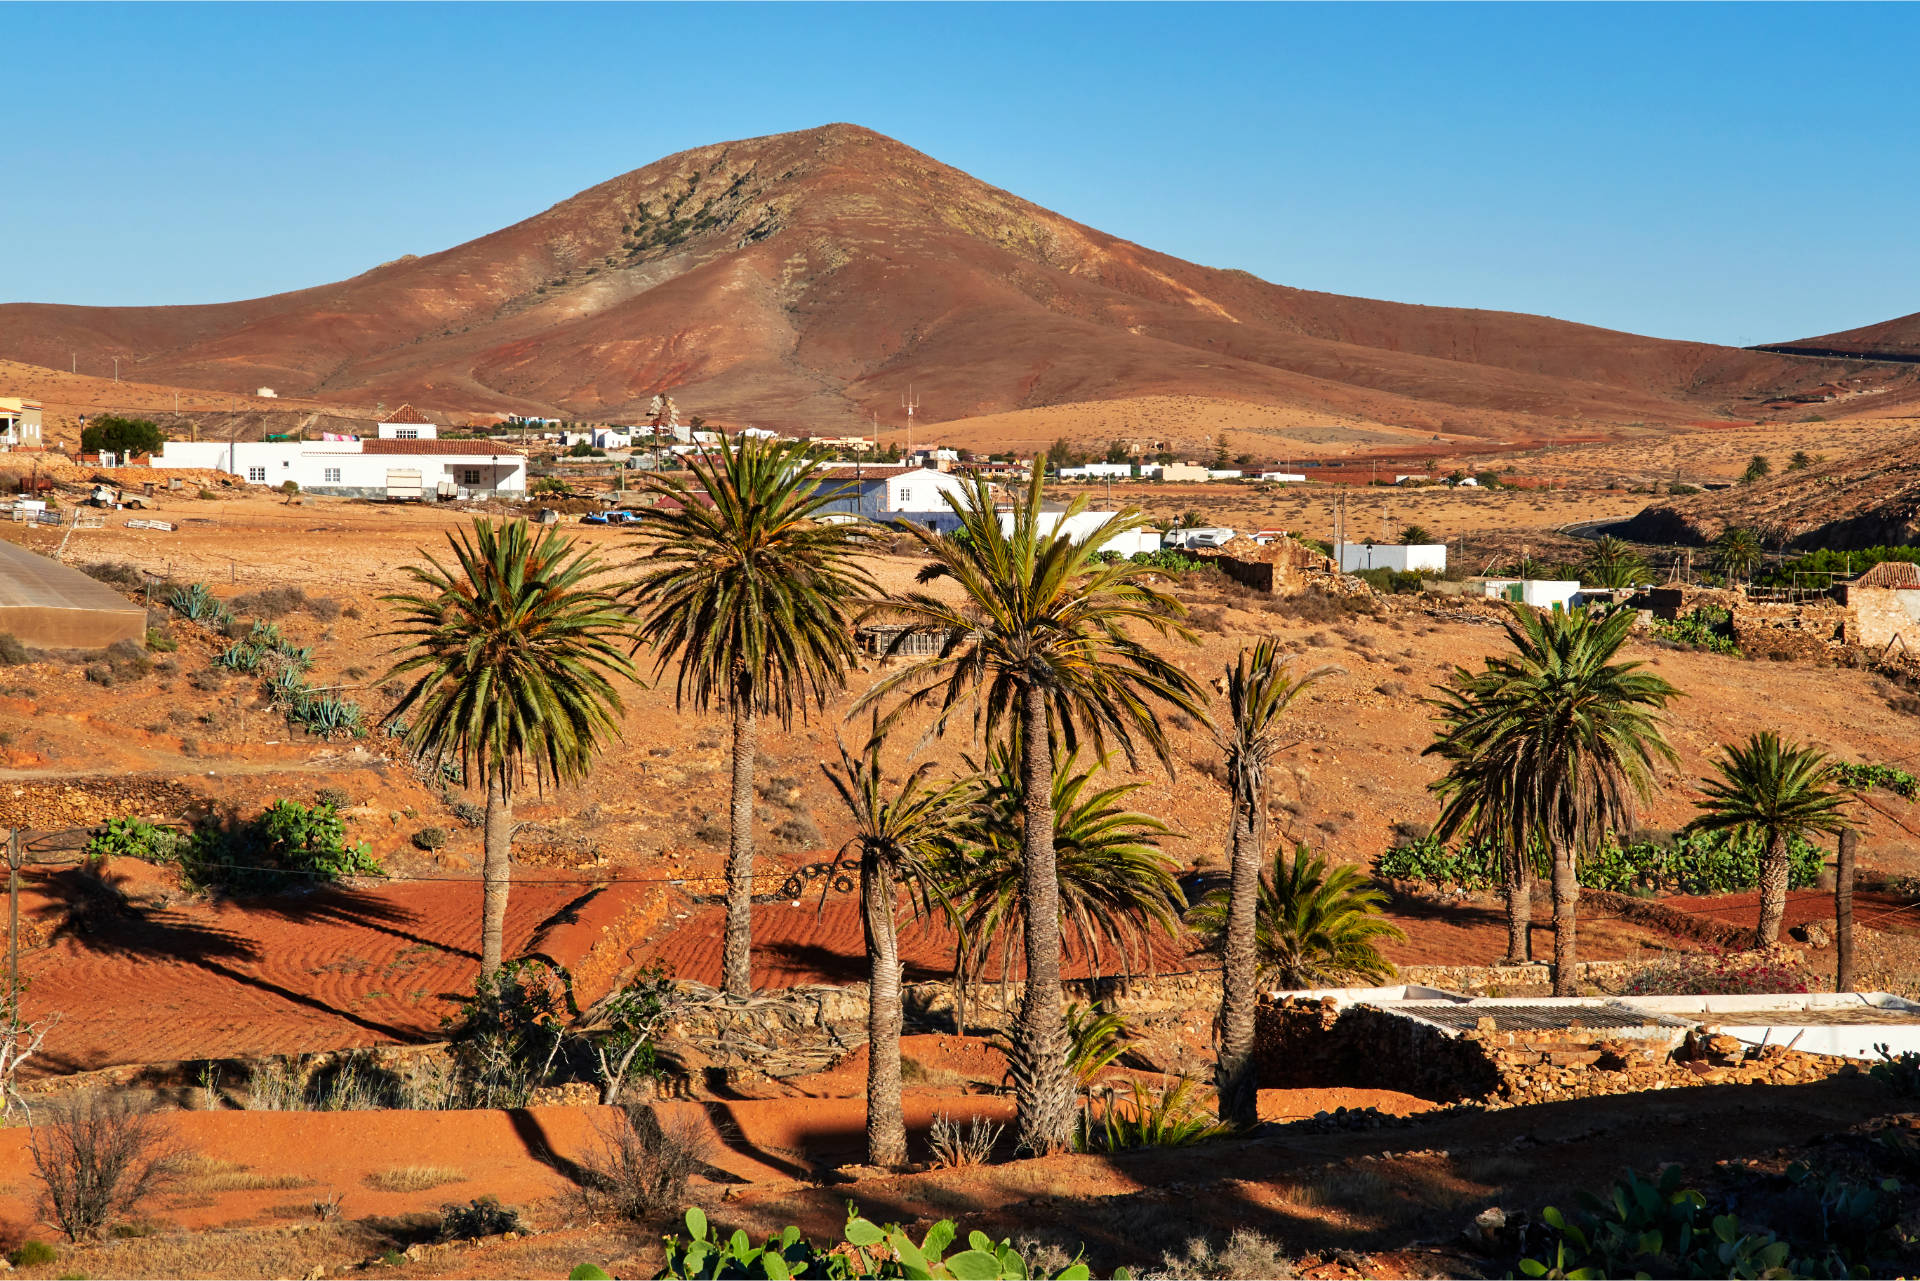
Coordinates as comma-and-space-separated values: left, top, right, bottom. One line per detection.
1335, 542, 1448, 573
1480, 579, 1582, 610
817, 464, 975, 531
154, 437, 527, 499
1005, 511, 1161, 557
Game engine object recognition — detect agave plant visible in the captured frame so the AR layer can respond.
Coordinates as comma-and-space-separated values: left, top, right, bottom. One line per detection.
216, 642, 264, 672
1187, 844, 1405, 990
1080, 1075, 1232, 1152
170, 582, 222, 622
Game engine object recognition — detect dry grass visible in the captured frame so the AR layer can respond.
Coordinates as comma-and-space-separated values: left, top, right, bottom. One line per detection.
363, 1164, 466, 1193
176, 1154, 313, 1192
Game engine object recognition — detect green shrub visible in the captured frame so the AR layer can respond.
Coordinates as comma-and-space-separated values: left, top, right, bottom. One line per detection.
9, 1240, 57, 1266
1835, 762, 1920, 801
168, 582, 230, 625
1379, 829, 1819, 896
439, 1195, 519, 1241
1375, 833, 1501, 889
0, 634, 30, 666
1870, 1045, 1920, 1097
1653, 606, 1739, 654
659, 1206, 1106, 1280
411, 827, 449, 852
85, 818, 184, 865
1080, 1076, 1231, 1152
258, 800, 380, 880
1353, 567, 1425, 595
144, 629, 176, 653
80, 415, 164, 458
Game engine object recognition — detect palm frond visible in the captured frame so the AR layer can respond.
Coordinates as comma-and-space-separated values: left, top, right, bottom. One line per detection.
1188, 843, 1404, 989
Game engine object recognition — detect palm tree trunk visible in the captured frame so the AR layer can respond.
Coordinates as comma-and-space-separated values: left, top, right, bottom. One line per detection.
723, 694, 758, 999
1550, 841, 1578, 996
1503, 850, 1533, 965
863, 854, 907, 1168
1756, 830, 1788, 947
1836, 828, 1856, 992
1014, 683, 1075, 1155
481, 774, 512, 977
1215, 777, 1263, 1129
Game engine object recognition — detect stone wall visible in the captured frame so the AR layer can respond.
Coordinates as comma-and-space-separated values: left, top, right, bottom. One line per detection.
1253, 994, 1853, 1108
1851, 587, 1920, 654
1731, 601, 1852, 662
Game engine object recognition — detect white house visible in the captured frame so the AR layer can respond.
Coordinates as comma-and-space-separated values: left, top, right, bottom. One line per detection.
0, 398, 43, 451
376, 404, 437, 440
1164, 527, 1236, 549
153, 437, 527, 499
1207, 469, 1244, 481
256, 387, 278, 399
1058, 463, 1138, 480
591, 427, 632, 450
1002, 510, 1162, 557
818, 464, 974, 531
1480, 579, 1581, 610
1259, 472, 1307, 483
1335, 542, 1447, 573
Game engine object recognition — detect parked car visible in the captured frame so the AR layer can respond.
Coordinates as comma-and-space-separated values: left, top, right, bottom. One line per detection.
580, 512, 610, 525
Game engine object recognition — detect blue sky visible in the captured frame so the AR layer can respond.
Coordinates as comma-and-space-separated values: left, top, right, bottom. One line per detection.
3, 2, 1914, 346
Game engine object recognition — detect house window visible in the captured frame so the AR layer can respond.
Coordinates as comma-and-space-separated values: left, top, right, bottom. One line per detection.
898, 487, 912, 507
461, 469, 482, 486
247, 466, 267, 483
323, 467, 342, 484
396, 428, 419, 440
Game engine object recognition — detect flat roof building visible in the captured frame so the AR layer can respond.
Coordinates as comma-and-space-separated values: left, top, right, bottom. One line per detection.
0, 541, 145, 650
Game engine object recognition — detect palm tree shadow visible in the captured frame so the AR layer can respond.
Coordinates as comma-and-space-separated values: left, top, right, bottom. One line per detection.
35, 867, 431, 1045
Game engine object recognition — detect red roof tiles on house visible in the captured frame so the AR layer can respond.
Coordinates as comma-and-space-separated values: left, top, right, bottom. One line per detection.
1856, 561, 1920, 589
379, 404, 434, 425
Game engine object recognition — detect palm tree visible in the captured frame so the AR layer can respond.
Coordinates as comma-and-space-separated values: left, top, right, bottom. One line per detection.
1398, 524, 1433, 546
1582, 536, 1647, 590
855, 464, 1203, 1154
1211, 641, 1325, 1128
1188, 844, 1404, 989
1712, 526, 1764, 585
947, 742, 1185, 1000
384, 518, 635, 976
628, 434, 877, 998
819, 728, 975, 1168
1423, 733, 1542, 965
1741, 454, 1773, 485
1419, 605, 1678, 994
1688, 731, 1850, 946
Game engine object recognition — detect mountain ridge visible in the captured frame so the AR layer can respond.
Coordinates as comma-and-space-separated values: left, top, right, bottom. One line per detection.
0, 123, 1909, 436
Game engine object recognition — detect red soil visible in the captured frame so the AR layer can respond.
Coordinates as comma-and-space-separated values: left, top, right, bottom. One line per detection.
16, 869, 652, 1074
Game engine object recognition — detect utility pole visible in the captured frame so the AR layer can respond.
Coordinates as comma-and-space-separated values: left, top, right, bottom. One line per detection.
7, 828, 21, 1020
901, 385, 919, 459
113, 356, 121, 382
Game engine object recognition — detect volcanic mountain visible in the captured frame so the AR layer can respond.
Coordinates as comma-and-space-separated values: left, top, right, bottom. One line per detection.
1762, 311, 1920, 363
0, 124, 1906, 437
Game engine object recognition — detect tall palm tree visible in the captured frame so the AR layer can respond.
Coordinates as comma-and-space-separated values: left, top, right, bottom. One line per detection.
1211, 641, 1324, 1128
628, 434, 877, 998
1420, 605, 1678, 994
1188, 844, 1404, 989
947, 742, 1185, 1000
1688, 730, 1850, 946
1712, 526, 1764, 585
384, 518, 636, 976
1426, 713, 1543, 965
820, 728, 975, 1168
855, 464, 1204, 1154
1582, 536, 1647, 590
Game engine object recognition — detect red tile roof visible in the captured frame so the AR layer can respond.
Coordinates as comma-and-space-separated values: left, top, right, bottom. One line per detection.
1856, 561, 1920, 588
360, 440, 525, 456
380, 403, 434, 425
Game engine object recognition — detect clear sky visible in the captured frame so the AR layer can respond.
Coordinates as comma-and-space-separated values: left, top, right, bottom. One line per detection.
3, 2, 1914, 347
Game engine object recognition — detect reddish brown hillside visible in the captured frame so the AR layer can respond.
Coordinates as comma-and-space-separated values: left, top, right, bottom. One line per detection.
1770, 310, 1920, 361
0, 124, 1903, 436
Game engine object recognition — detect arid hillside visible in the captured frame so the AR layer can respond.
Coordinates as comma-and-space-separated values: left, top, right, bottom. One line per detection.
1617, 426, 1920, 547
2, 125, 1909, 439
1772, 309, 1920, 361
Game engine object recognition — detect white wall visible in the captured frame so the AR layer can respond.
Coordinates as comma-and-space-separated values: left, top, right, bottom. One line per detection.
155, 441, 525, 495
1336, 542, 1447, 573
377, 422, 439, 439
1481, 579, 1582, 609
1000, 510, 1160, 556
884, 468, 972, 513
1260, 472, 1306, 483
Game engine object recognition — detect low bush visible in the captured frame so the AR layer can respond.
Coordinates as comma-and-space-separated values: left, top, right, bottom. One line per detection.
178, 799, 381, 891
28, 1095, 184, 1242
440, 1195, 520, 1241
1081, 1076, 1231, 1153
1652, 606, 1738, 654
1835, 762, 1920, 801
574, 1104, 710, 1223
927, 1113, 1002, 1169
80, 561, 145, 591
7, 1241, 56, 1267
0, 634, 30, 666
1870, 1044, 1920, 1097
660, 1207, 1102, 1280
1376, 828, 1822, 896
84, 817, 184, 865
1352, 567, 1425, 595
144, 628, 176, 653
411, 826, 450, 852
1619, 951, 1811, 996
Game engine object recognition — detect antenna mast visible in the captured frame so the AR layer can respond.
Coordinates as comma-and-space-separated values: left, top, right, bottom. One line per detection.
901, 384, 919, 458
